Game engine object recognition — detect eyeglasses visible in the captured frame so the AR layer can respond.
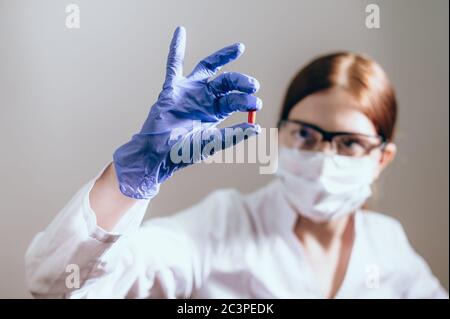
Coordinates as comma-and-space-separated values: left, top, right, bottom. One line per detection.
279, 119, 387, 158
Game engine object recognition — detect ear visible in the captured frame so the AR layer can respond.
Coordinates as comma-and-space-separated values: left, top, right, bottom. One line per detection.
375, 142, 396, 177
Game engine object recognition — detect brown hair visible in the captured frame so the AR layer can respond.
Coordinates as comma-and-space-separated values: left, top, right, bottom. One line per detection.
279, 52, 397, 141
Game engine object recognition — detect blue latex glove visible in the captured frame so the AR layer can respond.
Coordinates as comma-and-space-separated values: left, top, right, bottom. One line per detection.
113, 26, 262, 199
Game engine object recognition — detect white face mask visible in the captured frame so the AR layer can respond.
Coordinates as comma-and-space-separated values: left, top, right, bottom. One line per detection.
276, 147, 378, 223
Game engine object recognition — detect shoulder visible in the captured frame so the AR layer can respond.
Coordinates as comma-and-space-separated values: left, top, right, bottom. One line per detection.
358, 210, 447, 297
357, 210, 413, 259
358, 210, 407, 242
359, 210, 404, 233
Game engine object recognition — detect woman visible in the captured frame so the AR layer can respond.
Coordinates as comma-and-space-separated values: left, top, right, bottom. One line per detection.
25, 27, 447, 298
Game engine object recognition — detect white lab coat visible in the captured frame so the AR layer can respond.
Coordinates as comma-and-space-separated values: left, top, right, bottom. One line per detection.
25, 167, 448, 299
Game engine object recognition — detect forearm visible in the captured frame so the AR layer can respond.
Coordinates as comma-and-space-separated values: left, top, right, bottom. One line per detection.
89, 162, 139, 232
26, 167, 150, 297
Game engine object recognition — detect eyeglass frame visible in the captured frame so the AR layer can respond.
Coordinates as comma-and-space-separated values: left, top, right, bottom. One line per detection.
278, 119, 388, 155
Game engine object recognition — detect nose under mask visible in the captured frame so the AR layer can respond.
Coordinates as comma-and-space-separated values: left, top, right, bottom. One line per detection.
276, 147, 378, 223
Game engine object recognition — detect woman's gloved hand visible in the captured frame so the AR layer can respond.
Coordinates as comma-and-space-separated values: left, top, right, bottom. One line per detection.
113, 26, 262, 199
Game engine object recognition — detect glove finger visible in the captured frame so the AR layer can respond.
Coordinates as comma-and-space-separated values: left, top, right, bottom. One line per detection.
163, 26, 186, 89
200, 122, 261, 159
169, 123, 261, 167
216, 93, 262, 117
187, 43, 245, 81
208, 72, 260, 96
220, 122, 261, 149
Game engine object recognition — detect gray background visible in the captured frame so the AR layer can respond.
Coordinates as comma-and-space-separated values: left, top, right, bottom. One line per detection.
0, 0, 448, 298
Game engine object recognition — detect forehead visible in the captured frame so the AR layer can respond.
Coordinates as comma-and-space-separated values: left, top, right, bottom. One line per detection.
287, 88, 377, 136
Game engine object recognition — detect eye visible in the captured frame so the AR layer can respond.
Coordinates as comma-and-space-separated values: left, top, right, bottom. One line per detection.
344, 138, 364, 148
338, 136, 367, 156
342, 138, 357, 147
297, 126, 321, 149
299, 127, 312, 138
